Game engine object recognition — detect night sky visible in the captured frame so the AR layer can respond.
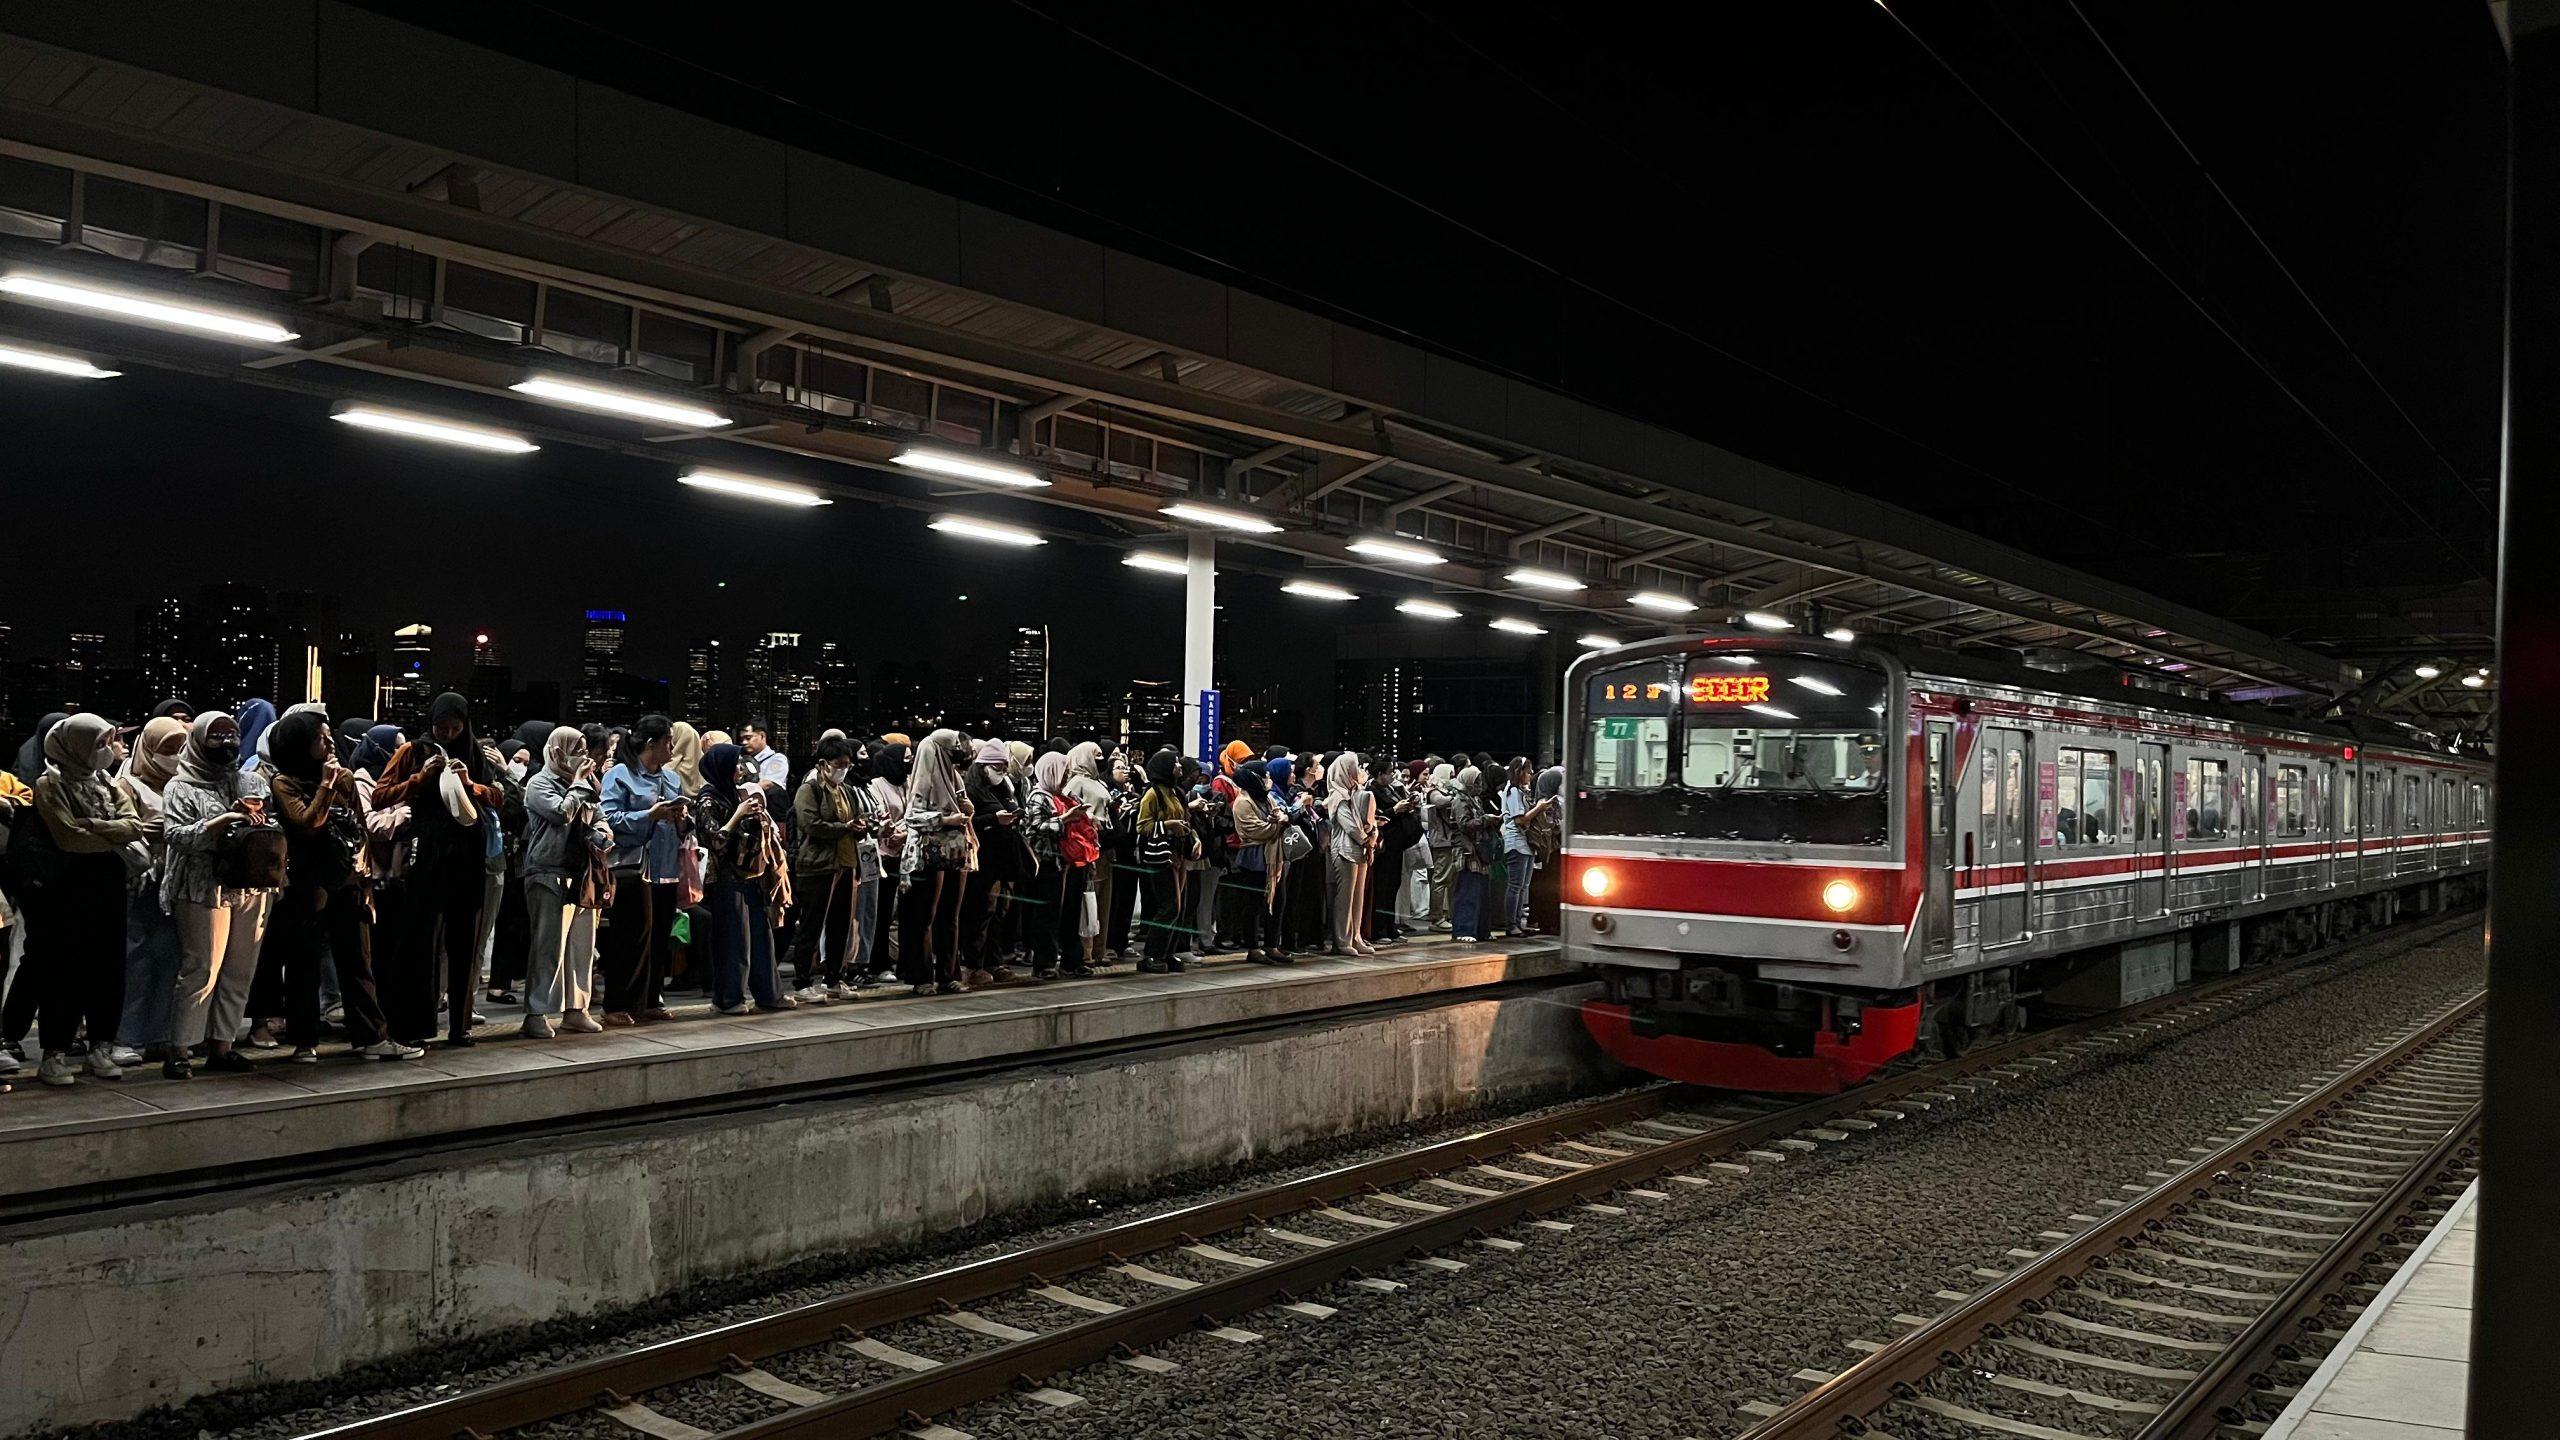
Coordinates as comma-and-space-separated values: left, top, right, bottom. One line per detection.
3, 3, 2509, 717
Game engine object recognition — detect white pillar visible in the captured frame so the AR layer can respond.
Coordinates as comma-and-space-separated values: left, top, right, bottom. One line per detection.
1182, 530, 1217, 754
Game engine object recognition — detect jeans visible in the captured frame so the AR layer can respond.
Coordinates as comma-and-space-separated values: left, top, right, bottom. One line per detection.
524, 875, 598, 1019
174, 891, 272, 1049
1451, 870, 1489, 941
707, 879, 784, 1009
1502, 849, 1536, 933
119, 889, 182, 1053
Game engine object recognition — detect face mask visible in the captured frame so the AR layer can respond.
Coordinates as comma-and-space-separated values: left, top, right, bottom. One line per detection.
92, 744, 119, 773
204, 742, 241, 766
506, 760, 529, 781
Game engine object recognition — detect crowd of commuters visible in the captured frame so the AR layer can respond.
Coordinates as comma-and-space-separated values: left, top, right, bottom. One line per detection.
0, 697, 1564, 1089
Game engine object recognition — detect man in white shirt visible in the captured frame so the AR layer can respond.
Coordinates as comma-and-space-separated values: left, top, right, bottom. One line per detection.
741, 724, 790, 791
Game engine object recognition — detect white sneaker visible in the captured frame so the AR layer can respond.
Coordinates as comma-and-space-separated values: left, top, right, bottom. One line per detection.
0, 1049, 20, 1076
794, 985, 828, 1004
559, 1010, 604, 1034
714, 1001, 752, 1016
359, 1039, 427, 1061
828, 983, 859, 1001
108, 1046, 146, 1068
289, 1046, 319, 1065
38, 1052, 79, 1086
85, 1046, 124, 1080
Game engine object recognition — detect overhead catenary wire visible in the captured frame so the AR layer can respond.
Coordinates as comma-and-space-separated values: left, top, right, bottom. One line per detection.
1863, 0, 2487, 584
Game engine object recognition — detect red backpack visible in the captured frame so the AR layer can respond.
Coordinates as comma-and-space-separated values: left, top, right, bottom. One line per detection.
1059, 794, 1100, 869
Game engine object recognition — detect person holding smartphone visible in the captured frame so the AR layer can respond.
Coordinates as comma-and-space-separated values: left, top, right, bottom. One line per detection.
159, 711, 277, 1077
696, 741, 794, 1015
364, 693, 506, 1048
598, 714, 687, 1026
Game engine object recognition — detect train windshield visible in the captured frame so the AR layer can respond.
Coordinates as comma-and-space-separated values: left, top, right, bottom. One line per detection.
1576, 652, 1891, 846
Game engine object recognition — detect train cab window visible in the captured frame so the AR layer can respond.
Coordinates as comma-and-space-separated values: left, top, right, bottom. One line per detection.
1574, 651, 1890, 845
2052, 747, 2116, 844
2185, 757, 2228, 840
2275, 765, 2310, 837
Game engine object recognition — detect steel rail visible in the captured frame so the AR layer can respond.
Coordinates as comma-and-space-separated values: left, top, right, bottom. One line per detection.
1736, 989, 2486, 1440
2134, 1101, 2481, 1438
302, 914, 2474, 1440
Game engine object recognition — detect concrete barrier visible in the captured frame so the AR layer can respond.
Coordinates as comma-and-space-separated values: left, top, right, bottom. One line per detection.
0, 984, 1607, 1433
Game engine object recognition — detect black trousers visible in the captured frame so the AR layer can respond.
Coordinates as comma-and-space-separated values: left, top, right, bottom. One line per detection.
327, 885, 389, 1047
957, 869, 1007, 972
256, 884, 346, 1050
897, 869, 965, 986
599, 876, 671, 1015
1, 943, 38, 1045
389, 859, 485, 1043
786, 868, 855, 986
1237, 868, 1287, 951
1108, 852, 1140, 955
863, 866, 897, 978
1056, 864, 1092, 970
27, 852, 125, 1054
1138, 866, 1183, 965
490, 865, 531, 991
1015, 864, 1063, 973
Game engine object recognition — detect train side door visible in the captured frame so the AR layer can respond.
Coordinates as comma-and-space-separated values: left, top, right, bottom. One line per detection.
2246, 753, 2269, 901
2138, 742, 2170, 915
2318, 760, 2339, 889
1984, 728, 2031, 945
1923, 722, 1954, 956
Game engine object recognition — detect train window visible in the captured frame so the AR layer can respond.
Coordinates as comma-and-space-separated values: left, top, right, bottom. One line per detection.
2276, 765, 2309, 837
2402, 774, 2423, 831
2185, 757, 2227, 840
2341, 770, 2357, 836
2136, 751, 2163, 844
2051, 747, 2115, 845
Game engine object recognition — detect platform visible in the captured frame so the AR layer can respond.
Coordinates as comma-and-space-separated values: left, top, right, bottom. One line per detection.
2263, 1179, 2477, 1439
0, 935, 1567, 1203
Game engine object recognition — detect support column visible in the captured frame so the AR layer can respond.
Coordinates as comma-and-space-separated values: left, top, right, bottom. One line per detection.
2476, 5, 2554, 1433
1182, 530, 1217, 754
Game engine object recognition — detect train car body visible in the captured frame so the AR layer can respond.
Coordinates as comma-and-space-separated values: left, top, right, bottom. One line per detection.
1564, 634, 2490, 1092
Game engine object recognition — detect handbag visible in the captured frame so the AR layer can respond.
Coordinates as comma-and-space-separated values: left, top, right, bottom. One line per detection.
1280, 822, 1314, 864
216, 822, 289, 889
576, 832, 617, 910
1079, 888, 1101, 938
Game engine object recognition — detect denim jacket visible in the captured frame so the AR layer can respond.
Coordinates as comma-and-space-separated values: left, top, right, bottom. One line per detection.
600, 762, 684, 881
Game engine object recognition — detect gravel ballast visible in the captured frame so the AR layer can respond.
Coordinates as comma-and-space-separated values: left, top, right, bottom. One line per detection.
87, 925, 2484, 1440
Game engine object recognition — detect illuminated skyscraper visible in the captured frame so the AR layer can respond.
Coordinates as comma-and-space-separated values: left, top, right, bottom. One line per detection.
577, 609, 628, 723
1000, 625, 1049, 738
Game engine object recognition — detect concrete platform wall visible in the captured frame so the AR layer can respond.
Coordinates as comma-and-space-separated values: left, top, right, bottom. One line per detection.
0, 986, 1607, 1433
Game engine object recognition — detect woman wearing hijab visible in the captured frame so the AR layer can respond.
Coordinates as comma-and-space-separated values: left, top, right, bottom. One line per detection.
1102, 748, 1142, 961
1371, 765, 1422, 944
332, 716, 370, 769
785, 735, 873, 1002
366, 693, 505, 1048
1270, 755, 1325, 954
1422, 763, 1461, 931
263, 710, 394, 1063
861, 740, 911, 987
1020, 750, 1075, 980
233, 699, 278, 775
1062, 742, 1115, 970
9, 711, 68, 786
1526, 765, 1568, 935
1448, 765, 1496, 943
1228, 759, 1294, 965
160, 711, 276, 1077
519, 726, 612, 1038
150, 699, 194, 725
959, 738, 1025, 986
667, 721, 707, 798
22, 715, 151, 1084
691, 741, 792, 1014
1132, 749, 1198, 973
109, 715, 188, 1066
897, 729, 976, 995
1323, 751, 1378, 956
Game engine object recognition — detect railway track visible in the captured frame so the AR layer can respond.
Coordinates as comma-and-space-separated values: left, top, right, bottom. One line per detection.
297, 916, 2474, 1440
1737, 987, 2484, 1440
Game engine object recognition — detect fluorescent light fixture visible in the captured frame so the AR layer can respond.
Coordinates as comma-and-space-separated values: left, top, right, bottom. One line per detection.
2476, 665, 2493, 676
1788, 675, 1845, 697
1162, 500, 1283, 534
1740, 610, 1794, 631
0, 272, 298, 343
893, 447, 1048, 488
0, 342, 117, 379
1626, 590, 1697, 614
2461, 673, 2487, 689
510, 376, 730, 429
1282, 580, 1358, 601
1743, 703, 1799, 721
677, 468, 831, 507
929, 514, 1045, 546
1822, 627, 1857, 643
333, 405, 538, 454
2413, 663, 2442, 679
1505, 566, 1586, 592
1575, 634, 1621, 650
1346, 536, 1444, 566
1122, 552, 1190, 576
1397, 598, 1461, 619
1489, 617, 1548, 636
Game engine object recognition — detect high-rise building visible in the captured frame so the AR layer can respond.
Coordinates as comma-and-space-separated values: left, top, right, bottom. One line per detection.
1000, 626, 1050, 739
1336, 657, 1534, 761
387, 623, 436, 723
1054, 680, 1119, 746
272, 590, 339, 705
197, 582, 277, 707
809, 641, 859, 737
682, 637, 723, 721
467, 627, 513, 715
134, 597, 190, 707
1334, 661, 1411, 760
578, 609, 628, 723
63, 631, 106, 710
746, 632, 812, 755
1122, 678, 1181, 752
0, 621, 13, 728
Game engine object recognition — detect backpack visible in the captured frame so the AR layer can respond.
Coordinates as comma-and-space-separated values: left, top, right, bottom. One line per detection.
1060, 798, 1100, 869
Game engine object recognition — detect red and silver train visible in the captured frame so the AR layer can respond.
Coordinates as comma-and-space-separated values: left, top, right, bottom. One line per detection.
1562, 634, 2491, 1093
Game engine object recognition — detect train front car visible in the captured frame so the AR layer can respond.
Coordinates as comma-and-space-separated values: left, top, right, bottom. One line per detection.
1565, 635, 1922, 1093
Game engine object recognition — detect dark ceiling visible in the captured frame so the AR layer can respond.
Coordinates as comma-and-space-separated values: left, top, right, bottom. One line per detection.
356, 1, 2506, 710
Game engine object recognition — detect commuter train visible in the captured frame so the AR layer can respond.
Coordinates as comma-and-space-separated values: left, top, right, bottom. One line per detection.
1562, 633, 2491, 1092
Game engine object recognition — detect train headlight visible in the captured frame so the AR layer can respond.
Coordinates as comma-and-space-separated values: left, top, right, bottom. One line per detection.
1820, 878, 1860, 914
1580, 866, 1612, 899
